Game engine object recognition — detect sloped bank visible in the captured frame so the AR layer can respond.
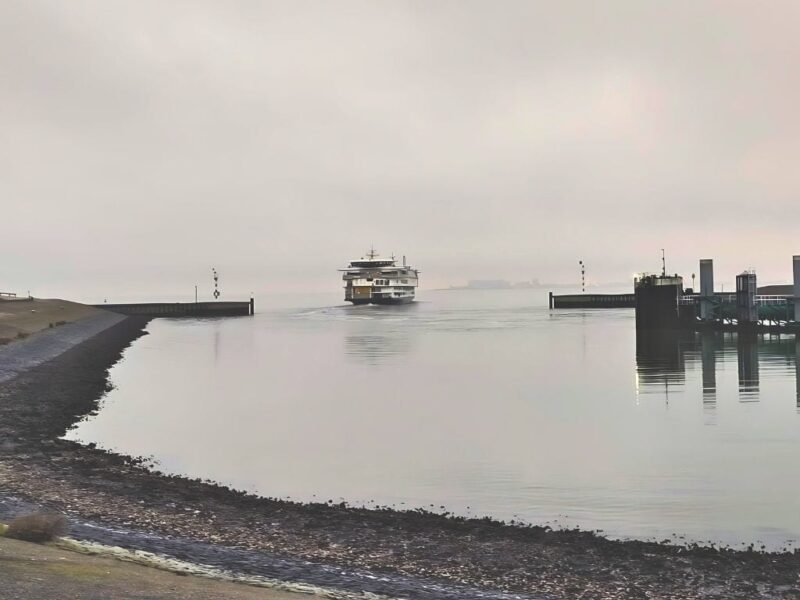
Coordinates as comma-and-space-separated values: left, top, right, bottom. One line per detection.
0, 316, 798, 600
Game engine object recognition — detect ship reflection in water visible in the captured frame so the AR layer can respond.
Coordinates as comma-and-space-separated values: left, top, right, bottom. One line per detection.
342, 304, 418, 365
344, 334, 414, 365
636, 331, 800, 413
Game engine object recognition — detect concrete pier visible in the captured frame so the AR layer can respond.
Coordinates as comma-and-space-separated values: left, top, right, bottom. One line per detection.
95, 300, 254, 318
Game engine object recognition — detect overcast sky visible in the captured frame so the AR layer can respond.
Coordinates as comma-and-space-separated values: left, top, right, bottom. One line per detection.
2, 1, 799, 301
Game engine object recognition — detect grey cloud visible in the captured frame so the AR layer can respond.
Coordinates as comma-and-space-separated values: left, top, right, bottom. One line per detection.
2, 0, 800, 300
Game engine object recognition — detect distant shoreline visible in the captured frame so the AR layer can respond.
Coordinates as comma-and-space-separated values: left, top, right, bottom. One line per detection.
434, 284, 631, 291
0, 310, 798, 599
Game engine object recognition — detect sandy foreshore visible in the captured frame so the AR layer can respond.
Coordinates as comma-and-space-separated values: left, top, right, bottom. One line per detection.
0, 310, 799, 599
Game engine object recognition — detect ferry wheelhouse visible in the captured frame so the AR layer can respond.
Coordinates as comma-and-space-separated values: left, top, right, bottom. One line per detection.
341, 249, 419, 305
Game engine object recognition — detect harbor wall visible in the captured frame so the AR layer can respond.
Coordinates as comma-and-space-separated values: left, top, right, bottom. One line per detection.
95, 300, 253, 318
549, 293, 635, 309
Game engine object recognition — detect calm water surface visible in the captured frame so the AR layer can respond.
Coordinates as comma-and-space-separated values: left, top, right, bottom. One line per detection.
67, 290, 800, 550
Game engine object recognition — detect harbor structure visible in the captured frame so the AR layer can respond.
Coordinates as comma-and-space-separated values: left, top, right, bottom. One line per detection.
92, 267, 254, 318
635, 255, 800, 332
634, 273, 684, 329
550, 254, 800, 332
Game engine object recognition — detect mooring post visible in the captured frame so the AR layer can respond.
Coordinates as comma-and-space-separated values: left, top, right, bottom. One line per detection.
699, 259, 714, 321
793, 255, 800, 324
795, 337, 800, 408
736, 272, 758, 324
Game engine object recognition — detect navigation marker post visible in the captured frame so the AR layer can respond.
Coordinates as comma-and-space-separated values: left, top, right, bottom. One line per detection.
213, 268, 220, 300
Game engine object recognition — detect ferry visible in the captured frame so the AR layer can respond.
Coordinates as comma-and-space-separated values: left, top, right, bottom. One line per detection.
341, 248, 419, 305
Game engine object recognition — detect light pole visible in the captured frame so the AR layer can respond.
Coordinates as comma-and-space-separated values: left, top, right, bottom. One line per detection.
579, 260, 585, 293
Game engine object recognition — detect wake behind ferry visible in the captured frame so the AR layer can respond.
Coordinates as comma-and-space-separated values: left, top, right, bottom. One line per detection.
341, 248, 419, 305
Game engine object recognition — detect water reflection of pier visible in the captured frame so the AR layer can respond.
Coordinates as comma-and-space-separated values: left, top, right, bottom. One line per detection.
636, 331, 800, 408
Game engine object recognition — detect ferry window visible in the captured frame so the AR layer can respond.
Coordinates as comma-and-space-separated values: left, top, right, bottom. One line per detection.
401, 279, 408, 283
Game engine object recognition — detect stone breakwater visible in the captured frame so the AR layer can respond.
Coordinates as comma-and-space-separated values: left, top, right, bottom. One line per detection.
0, 316, 799, 599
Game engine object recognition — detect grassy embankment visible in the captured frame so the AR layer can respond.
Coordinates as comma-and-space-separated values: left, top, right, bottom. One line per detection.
0, 519, 312, 600
0, 298, 104, 344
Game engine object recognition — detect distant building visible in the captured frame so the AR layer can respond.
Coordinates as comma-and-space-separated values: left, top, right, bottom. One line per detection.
449, 278, 545, 290
466, 280, 512, 289
512, 279, 542, 289
756, 284, 793, 296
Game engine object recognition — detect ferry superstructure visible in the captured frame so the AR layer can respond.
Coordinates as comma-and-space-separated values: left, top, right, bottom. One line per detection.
341, 249, 419, 305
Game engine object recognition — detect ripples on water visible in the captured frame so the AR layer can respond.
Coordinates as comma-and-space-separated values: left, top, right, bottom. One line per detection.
66, 290, 800, 550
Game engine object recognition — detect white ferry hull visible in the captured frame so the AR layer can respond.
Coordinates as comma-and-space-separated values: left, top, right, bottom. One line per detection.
348, 296, 414, 306
368, 296, 415, 305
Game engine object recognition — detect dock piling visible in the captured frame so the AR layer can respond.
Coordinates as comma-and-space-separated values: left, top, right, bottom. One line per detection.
794, 256, 800, 322
699, 259, 714, 321
736, 272, 758, 324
